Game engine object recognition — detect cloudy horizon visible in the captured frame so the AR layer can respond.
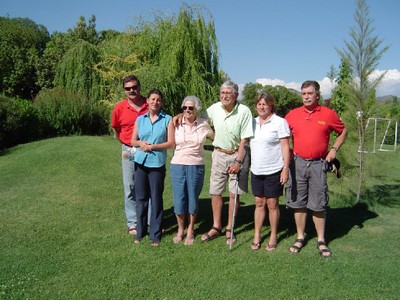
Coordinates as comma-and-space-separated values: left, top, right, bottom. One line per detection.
249, 69, 400, 100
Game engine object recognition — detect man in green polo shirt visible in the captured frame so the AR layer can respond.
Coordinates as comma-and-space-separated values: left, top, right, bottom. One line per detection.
200, 80, 253, 245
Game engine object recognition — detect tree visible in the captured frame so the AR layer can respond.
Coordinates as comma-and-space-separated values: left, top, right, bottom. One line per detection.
54, 41, 104, 101
128, 3, 222, 114
241, 83, 302, 117
0, 17, 49, 99
336, 0, 389, 204
37, 15, 102, 90
330, 58, 351, 116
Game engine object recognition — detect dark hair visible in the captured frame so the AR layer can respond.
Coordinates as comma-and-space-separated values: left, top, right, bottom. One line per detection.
122, 75, 141, 88
147, 88, 164, 102
301, 80, 320, 94
255, 92, 276, 113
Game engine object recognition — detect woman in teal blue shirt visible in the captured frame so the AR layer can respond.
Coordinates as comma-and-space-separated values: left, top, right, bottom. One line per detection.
131, 89, 175, 246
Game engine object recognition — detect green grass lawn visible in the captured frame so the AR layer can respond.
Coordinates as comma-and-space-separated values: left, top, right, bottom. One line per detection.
1, 136, 399, 299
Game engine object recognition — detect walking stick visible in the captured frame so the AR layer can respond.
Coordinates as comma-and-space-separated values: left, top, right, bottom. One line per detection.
229, 173, 240, 251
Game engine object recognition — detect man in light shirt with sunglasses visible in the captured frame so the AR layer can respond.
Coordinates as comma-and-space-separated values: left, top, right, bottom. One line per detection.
111, 75, 148, 236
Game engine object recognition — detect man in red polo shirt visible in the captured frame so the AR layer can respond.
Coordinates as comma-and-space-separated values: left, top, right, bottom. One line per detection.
111, 75, 148, 235
285, 80, 347, 257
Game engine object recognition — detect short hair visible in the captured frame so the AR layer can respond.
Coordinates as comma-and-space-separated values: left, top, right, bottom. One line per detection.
255, 92, 276, 113
181, 95, 202, 111
220, 80, 239, 95
301, 80, 320, 95
147, 88, 164, 102
122, 75, 141, 88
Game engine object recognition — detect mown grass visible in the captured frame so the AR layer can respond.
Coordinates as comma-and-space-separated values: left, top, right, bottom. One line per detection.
1, 136, 399, 299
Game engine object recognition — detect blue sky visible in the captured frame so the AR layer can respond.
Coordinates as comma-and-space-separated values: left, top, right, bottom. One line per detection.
1, 0, 399, 97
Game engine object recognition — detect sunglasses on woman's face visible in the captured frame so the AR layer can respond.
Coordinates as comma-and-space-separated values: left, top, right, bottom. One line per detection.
182, 106, 194, 111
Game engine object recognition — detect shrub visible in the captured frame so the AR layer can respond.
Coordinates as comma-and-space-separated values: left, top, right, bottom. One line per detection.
0, 96, 39, 149
33, 88, 110, 138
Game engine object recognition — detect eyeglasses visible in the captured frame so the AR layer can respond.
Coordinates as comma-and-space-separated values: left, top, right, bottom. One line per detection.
182, 106, 195, 111
124, 85, 139, 91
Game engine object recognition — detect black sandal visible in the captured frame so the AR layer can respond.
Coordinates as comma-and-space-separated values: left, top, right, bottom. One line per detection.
289, 238, 305, 254
317, 240, 332, 257
201, 226, 222, 242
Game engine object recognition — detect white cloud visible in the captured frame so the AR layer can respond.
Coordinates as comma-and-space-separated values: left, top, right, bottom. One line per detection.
251, 69, 400, 99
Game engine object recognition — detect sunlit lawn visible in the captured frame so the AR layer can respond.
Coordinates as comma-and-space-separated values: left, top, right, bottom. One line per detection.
1, 136, 399, 299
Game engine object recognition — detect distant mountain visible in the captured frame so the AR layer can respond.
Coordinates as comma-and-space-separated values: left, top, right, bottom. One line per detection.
377, 95, 398, 102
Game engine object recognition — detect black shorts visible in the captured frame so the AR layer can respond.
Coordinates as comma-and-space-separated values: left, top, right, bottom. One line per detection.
251, 170, 283, 198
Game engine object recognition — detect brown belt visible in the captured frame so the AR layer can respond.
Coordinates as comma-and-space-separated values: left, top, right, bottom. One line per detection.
214, 147, 238, 155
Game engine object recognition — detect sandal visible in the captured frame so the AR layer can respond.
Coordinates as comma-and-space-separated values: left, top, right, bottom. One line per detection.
265, 243, 277, 252
317, 241, 332, 257
172, 234, 184, 244
251, 241, 261, 250
201, 226, 222, 242
225, 228, 237, 245
184, 236, 195, 246
127, 227, 137, 235
151, 240, 160, 247
289, 238, 305, 254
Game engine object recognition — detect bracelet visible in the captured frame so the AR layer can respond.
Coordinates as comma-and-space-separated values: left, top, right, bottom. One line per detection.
331, 146, 339, 152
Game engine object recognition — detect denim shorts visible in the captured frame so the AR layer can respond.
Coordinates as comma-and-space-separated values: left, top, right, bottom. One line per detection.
170, 164, 205, 215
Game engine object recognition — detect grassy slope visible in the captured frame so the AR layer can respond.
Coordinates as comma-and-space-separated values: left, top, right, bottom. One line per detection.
0, 136, 399, 299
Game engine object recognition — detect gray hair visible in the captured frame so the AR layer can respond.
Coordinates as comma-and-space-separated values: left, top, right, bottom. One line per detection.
181, 95, 202, 111
220, 80, 239, 95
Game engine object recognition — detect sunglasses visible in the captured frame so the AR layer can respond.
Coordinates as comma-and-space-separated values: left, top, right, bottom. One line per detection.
124, 85, 139, 91
182, 106, 195, 111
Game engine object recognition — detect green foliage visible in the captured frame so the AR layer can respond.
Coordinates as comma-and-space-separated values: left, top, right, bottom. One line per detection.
129, 3, 222, 114
241, 83, 302, 117
94, 33, 145, 105
336, 0, 389, 204
0, 17, 50, 99
67, 15, 98, 45
330, 58, 351, 116
0, 96, 39, 149
33, 88, 110, 137
54, 41, 105, 101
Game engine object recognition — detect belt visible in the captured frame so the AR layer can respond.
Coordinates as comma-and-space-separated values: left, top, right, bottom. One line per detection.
123, 143, 132, 148
296, 156, 323, 161
214, 147, 238, 155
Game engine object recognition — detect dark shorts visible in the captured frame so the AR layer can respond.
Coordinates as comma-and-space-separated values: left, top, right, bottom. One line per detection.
285, 156, 328, 212
251, 170, 283, 198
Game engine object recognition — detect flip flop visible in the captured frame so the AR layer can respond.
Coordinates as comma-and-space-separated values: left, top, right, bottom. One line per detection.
251, 241, 261, 250
225, 228, 237, 245
184, 236, 195, 246
265, 243, 277, 252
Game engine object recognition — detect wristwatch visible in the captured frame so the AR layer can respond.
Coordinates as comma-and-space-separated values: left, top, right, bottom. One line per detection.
331, 146, 339, 152
234, 158, 243, 165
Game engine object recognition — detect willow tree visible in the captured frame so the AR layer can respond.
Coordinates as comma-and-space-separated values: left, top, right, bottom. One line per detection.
336, 0, 388, 204
54, 40, 104, 101
129, 3, 222, 114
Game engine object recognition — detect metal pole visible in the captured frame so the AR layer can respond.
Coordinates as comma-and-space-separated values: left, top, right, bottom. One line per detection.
229, 174, 239, 251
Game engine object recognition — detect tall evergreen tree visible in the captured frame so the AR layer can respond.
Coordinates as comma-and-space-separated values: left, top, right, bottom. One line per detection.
336, 0, 389, 204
